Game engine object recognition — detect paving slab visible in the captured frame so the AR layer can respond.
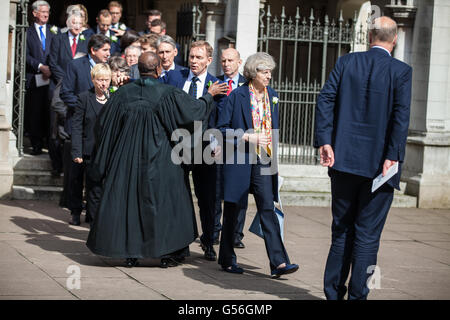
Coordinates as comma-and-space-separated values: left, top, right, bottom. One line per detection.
1, 200, 449, 300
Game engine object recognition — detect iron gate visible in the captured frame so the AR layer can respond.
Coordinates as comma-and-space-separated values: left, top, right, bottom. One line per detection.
259, 5, 368, 164
12, 0, 29, 157
176, 2, 206, 67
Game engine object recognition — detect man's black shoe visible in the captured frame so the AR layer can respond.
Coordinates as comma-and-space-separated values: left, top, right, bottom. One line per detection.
160, 258, 179, 268
125, 258, 139, 268
234, 240, 245, 249
69, 214, 81, 226
204, 245, 217, 261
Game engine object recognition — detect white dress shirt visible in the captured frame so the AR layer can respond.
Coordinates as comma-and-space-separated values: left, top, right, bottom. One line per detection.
372, 45, 391, 56
183, 70, 208, 100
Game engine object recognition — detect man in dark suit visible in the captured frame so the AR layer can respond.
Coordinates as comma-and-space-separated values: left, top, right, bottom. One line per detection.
48, 11, 90, 176
139, 10, 183, 66
92, 9, 121, 55
108, 1, 129, 36
314, 16, 412, 300
215, 48, 247, 248
60, 34, 111, 226
157, 35, 186, 82
25, 0, 58, 155
165, 41, 228, 261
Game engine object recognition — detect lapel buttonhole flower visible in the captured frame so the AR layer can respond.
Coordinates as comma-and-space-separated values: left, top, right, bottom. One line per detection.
50, 26, 58, 34
79, 34, 85, 41
111, 35, 118, 42
272, 97, 279, 105
207, 80, 213, 88
120, 24, 127, 31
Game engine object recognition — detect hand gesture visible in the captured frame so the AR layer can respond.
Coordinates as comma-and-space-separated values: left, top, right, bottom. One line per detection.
319, 144, 334, 167
207, 81, 228, 97
110, 28, 125, 37
73, 157, 83, 164
243, 133, 270, 147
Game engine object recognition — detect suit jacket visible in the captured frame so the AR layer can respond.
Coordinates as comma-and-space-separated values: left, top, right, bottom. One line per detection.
217, 73, 247, 87
91, 27, 121, 55
165, 68, 225, 129
26, 24, 58, 89
159, 64, 187, 83
60, 55, 94, 136
48, 30, 91, 88
71, 88, 104, 158
314, 47, 412, 189
216, 83, 280, 206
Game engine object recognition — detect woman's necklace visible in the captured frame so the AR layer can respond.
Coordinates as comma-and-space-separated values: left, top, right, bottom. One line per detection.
96, 94, 107, 102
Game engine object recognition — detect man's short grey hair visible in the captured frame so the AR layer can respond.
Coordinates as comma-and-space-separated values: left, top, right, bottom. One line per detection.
370, 16, 397, 43
243, 52, 276, 80
32, 0, 50, 11
125, 45, 142, 56
156, 35, 176, 50
66, 10, 83, 28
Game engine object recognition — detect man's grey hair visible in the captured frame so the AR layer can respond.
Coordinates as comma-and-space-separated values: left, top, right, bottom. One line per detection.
243, 52, 276, 80
32, 0, 50, 11
370, 16, 397, 43
125, 45, 142, 56
156, 35, 176, 50
66, 10, 83, 28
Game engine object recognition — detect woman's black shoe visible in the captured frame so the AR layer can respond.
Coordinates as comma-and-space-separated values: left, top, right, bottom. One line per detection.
125, 258, 139, 268
160, 258, 179, 268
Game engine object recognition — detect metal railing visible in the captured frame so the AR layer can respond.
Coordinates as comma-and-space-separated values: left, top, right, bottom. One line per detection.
258, 5, 368, 164
12, 0, 29, 157
176, 2, 206, 67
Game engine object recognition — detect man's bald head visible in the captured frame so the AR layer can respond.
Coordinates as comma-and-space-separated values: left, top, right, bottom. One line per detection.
221, 47, 242, 79
370, 16, 397, 43
138, 51, 161, 78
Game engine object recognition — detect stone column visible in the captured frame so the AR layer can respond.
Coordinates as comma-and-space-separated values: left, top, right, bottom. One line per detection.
0, 1, 15, 198
202, 0, 226, 76
401, 0, 450, 208
235, 0, 260, 71
385, 0, 417, 65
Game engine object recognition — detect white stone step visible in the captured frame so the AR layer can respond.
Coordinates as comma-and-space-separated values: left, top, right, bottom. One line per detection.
12, 185, 63, 201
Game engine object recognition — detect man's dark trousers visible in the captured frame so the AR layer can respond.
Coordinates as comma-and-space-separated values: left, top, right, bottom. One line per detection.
193, 162, 217, 247
214, 163, 247, 243
324, 169, 394, 300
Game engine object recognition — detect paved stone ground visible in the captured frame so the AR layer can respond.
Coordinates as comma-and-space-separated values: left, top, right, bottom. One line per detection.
0, 200, 449, 300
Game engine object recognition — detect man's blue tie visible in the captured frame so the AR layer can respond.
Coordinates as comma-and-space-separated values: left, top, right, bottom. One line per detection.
39, 26, 46, 51
188, 76, 199, 99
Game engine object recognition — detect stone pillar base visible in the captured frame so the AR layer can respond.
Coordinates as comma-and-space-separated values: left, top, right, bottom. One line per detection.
403, 133, 450, 208
0, 120, 13, 199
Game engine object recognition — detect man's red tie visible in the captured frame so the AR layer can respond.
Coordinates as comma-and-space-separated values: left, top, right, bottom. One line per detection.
71, 37, 77, 57
226, 79, 233, 96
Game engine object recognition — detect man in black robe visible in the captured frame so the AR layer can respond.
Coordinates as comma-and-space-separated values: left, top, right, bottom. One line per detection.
86, 52, 228, 267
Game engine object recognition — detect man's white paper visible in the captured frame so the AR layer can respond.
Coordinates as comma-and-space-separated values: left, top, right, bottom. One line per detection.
35, 74, 50, 87
371, 162, 398, 193
209, 134, 218, 151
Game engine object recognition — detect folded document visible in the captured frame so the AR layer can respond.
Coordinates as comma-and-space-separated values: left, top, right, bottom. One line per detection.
371, 162, 398, 193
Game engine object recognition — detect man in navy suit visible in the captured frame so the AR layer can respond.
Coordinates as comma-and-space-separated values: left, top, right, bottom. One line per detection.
139, 10, 183, 66
25, 0, 58, 155
60, 34, 111, 226
108, 1, 128, 36
48, 11, 90, 176
165, 41, 228, 261
314, 16, 412, 300
215, 48, 248, 248
157, 35, 186, 82
92, 9, 121, 55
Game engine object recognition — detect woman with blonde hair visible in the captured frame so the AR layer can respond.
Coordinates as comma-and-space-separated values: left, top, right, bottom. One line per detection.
70, 63, 111, 227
